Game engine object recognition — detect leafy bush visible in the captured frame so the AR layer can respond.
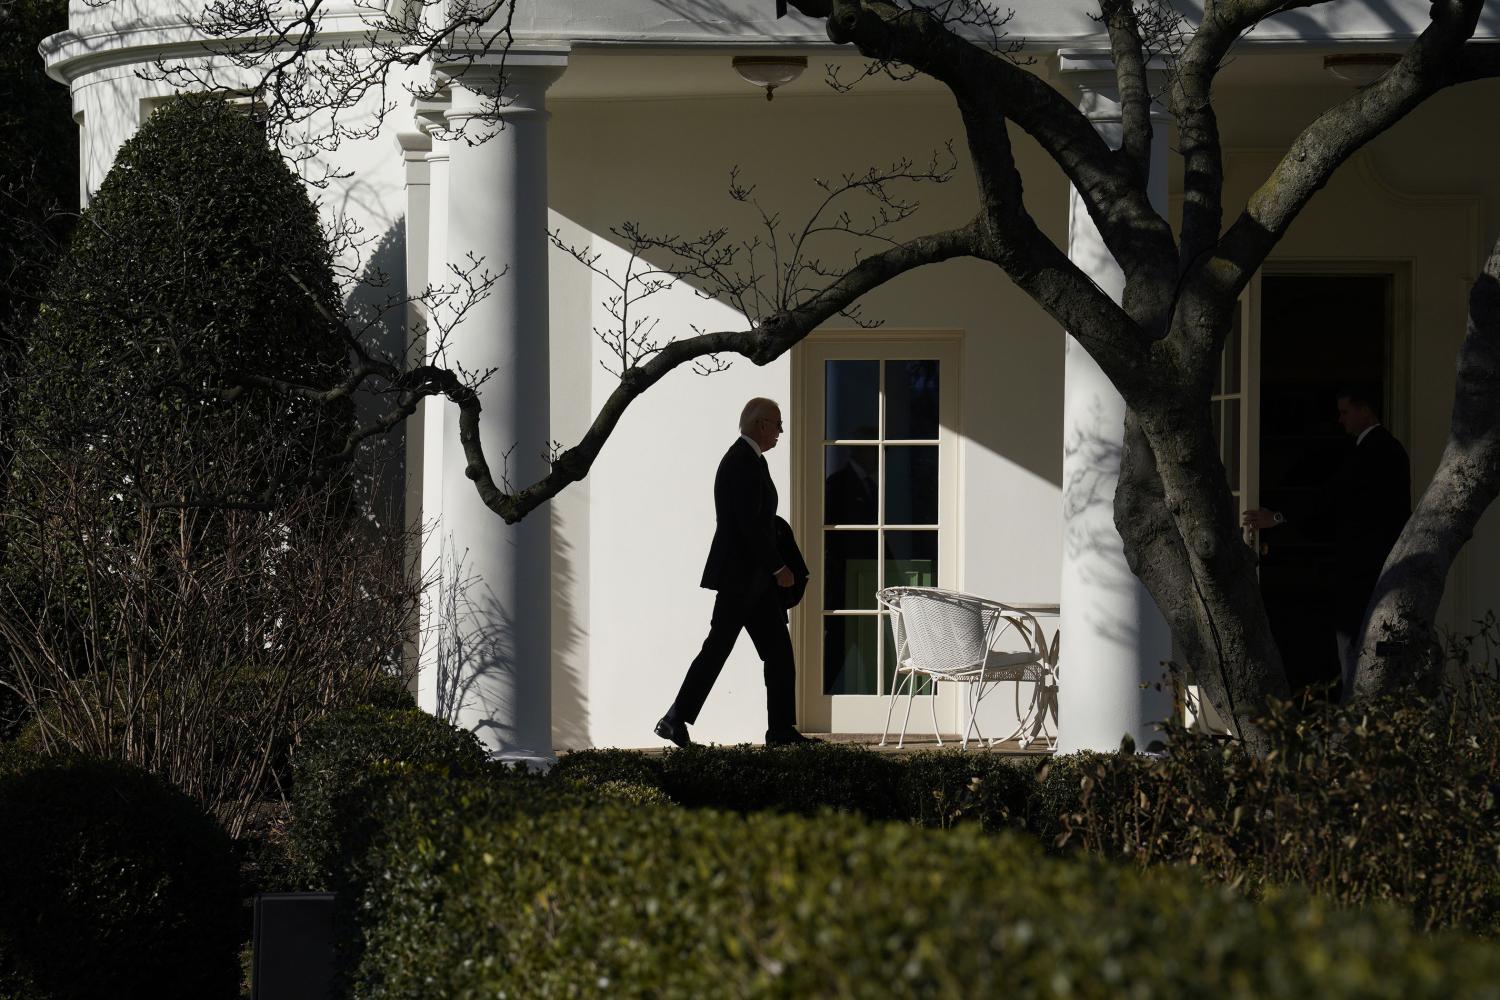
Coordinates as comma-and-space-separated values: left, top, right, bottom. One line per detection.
558, 700, 1498, 937
15, 91, 349, 489
899, 749, 1044, 831
290, 706, 487, 887
340, 769, 1500, 998
556, 745, 1052, 832
1061, 685, 1500, 933
0, 95, 421, 835
0, 758, 241, 999
658, 743, 905, 816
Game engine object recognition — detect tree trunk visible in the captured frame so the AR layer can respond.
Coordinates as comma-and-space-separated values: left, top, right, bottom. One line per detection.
1116, 397, 1288, 755
1354, 235, 1500, 701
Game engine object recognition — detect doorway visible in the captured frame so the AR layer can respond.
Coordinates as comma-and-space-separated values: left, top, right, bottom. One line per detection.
1255, 272, 1396, 696
792, 332, 962, 734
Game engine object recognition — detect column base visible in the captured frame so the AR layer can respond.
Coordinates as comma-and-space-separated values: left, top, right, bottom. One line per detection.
487, 751, 557, 773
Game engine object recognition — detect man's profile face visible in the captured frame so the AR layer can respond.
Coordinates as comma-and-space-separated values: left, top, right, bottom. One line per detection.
1336, 397, 1376, 437
753, 407, 784, 452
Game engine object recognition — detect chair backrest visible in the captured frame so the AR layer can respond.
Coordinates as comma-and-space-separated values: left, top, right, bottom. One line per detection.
885, 588, 997, 675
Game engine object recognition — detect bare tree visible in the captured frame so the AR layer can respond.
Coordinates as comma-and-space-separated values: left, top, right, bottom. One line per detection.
97, 0, 1500, 749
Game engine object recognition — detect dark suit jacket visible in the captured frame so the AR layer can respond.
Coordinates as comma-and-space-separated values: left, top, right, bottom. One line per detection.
1299, 425, 1411, 630
700, 438, 783, 597
1334, 426, 1411, 575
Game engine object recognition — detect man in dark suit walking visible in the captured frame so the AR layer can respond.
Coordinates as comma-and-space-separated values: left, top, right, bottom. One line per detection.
1244, 387, 1412, 701
655, 397, 816, 748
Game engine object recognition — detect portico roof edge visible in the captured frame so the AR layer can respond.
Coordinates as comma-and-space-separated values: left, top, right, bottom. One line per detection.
42, 13, 1500, 88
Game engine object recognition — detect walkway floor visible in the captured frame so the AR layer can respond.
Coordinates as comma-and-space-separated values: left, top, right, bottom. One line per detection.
599, 733, 1054, 757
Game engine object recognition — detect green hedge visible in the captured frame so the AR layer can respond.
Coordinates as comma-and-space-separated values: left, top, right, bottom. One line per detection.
290, 705, 487, 888
0, 758, 241, 999
339, 769, 1500, 998
1059, 694, 1500, 933
558, 690, 1500, 937
553, 744, 1056, 832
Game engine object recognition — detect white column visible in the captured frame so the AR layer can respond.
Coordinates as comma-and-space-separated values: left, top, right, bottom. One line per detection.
395, 119, 432, 700
436, 52, 567, 764
1055, 51, 1175, 753
413, 91, 450, 718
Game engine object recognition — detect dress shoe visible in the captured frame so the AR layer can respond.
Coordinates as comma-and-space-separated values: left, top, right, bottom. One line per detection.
765, 727, 820, 747
654, 716, 692, 749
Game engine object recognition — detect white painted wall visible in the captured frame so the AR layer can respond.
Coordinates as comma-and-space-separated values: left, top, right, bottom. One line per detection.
546, 89, 1070, 747
45, 1, 1500, 751
545, 60, 1500, 748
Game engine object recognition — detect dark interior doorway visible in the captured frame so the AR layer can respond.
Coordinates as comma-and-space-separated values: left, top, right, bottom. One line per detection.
1258, 273, 1392, 697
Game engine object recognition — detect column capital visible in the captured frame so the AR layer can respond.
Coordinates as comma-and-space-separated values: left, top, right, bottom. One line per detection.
396, 128, 432, 161
1056, 48, 1172, 124
415, 92, 451, 137
439, 48, 570, 125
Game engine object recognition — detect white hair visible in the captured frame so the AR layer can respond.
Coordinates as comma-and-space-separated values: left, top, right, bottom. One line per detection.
738, 397, 780, 434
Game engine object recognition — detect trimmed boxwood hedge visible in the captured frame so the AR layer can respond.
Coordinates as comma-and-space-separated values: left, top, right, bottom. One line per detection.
552, 743, 1089, 836
0, 758, 241, 999
290, 705, 488, 887
338, 768, 1500, 998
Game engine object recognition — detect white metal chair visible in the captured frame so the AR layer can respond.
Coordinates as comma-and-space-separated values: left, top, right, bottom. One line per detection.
877, 587, 1057, 750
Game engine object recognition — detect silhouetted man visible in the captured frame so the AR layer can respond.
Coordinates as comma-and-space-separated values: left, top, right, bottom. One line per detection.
655, 398, 816, 748
1244, 387, 1411, 700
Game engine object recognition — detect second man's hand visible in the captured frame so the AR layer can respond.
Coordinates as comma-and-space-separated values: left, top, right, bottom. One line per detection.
775, 566, 795, 588
1242, 509, 1283, 530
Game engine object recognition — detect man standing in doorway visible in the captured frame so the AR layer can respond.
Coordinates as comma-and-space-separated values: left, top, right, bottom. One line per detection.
655, 397, 816, 748
1243, 387, 1412, 701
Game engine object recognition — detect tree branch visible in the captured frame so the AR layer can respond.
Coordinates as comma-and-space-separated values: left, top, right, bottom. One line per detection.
1102, 1, 1154, 189
1208, 0, 1486, 301
1354, 230, 1500, 701
823, 1, 1174, 292
950, 82, 1156, 395
1171, 0, 1317, 271
499, 220, 980, 523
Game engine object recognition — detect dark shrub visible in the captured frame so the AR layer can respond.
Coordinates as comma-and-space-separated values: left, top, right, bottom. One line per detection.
0, 92, 418, 836
343, 770, 1500, 998
360, 670, 419, 711
1062, 685, 1500, 933
290, 706, 487, 887
0, 759, 240, 999
552, 747, 667, 789
15, 90, 349, 489
658, 743, 904, 817
899, 750, 1039, 831
559, 744, 1060, 834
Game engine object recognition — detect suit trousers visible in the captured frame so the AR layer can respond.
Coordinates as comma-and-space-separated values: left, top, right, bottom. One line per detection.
672, 585, 796, 731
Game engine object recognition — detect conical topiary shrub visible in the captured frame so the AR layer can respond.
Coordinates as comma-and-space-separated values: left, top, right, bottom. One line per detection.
16, 90, 352, 502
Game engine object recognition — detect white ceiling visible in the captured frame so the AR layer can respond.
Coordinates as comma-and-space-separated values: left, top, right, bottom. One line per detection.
548, 46, 1380, 103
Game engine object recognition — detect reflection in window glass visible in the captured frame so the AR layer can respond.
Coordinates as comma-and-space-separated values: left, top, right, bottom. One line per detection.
884, 531, 938, 589
824, 615, 879, 695
825, 360, 879, 441
824, 532, 878, 611
884, 446, 938, 524
824, 445, 879, 525
884, 360, 939, 440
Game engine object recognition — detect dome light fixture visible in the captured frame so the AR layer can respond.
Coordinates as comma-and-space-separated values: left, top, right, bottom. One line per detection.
1322, 52, 1401, 88
732, 55, 808, 101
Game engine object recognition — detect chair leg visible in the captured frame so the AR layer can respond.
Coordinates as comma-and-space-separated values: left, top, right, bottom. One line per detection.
963, 681, 979, 750
1008, 678, 1039, 749
880, 668, 910, 747
899, 671, 921, 749
969, 677, 1002, 749
929, 677, 944, 748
